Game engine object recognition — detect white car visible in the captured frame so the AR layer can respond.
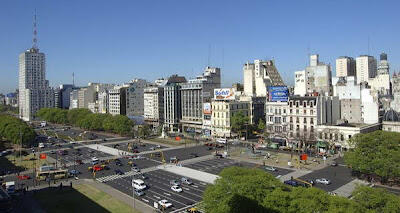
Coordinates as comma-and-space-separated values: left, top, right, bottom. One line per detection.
171, 185, 182, 192
158, 199, 172, 208
315, 178, 331, 185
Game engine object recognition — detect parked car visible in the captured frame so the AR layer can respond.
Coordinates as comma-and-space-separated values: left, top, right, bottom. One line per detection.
265, 166, 277, 172
315, 178, 331, 185
284, 180, 299, 187
137, 173, 148, 180
158, 200, 172, 208
171, 185, 183, 192
181, 177, 193, 185
331, 161, 338, 167
114, 169, 124, 175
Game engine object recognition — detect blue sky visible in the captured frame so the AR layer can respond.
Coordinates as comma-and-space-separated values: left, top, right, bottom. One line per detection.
1, 0, 399, 94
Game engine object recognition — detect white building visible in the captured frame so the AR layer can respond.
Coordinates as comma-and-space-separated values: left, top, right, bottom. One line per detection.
243, 59, 285, 97
144, 85, 164, 127
356, 55, 377, 84
382, 109, 400, 133
126, 79, 148, 117
211, 88, 249, 138
369, 53, 390, 96
19, 47, 54, 121
304, 54, 332, 96
294, 70, 306, 96
163, 75, 187, 132
336, 56, 356, 77
108, 85, 127, 115
98, 90, 109, 114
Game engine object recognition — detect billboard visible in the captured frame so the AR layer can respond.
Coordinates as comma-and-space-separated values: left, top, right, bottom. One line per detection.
268, 86, 288, 102
214, 88, 234, 100
203, 103, 212, 115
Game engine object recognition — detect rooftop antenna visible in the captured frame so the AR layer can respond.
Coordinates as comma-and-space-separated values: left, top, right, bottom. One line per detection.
72, 72, 75, 86
33, 9, 38, 49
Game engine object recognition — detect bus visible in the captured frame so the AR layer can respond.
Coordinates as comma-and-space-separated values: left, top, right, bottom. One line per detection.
36, 169, 68, 181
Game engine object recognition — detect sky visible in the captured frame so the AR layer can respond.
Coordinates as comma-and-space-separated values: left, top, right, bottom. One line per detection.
1, 0, 400, 94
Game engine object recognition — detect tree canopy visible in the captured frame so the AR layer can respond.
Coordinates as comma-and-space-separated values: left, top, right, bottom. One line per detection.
0, 114, 36, 146
36, 108, 134, 136
344, 130, 400, 184
202, 166, 399, 213
230, 111, 249, 137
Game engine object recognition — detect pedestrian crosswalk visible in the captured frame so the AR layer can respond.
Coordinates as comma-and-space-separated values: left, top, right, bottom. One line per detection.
96, 170, 138, 182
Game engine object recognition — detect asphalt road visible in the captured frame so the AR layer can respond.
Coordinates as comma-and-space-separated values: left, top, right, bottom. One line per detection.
185, 158, 293, 177
105, 142, 167, 154
105, 170, 208, 212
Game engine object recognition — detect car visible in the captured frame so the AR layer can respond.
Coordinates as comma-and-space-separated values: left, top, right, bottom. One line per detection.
90, 165, 103, 172
158, 200, 172, 208
115, 161, 123, 166
114, 169, 124, 175
132, 179, 147, 190
102, 138, 107, 142
50, 150, 56, 154
315, 178, 331, 185
132, 149, 140, 153
181, 177, 193, 185
155, 145, 161, 149
154, 153, 161, 157
171, 185, 183, 192
17, 175, 30, 180
265, 166, 277, 172
134, 189, 144, 196
137, 173, 148, 180
170, 180, 180, 186
113, 144, 119, 148
132, 167, 140, 172
68, 170, 80, 176
331, 161, 338, 167
284, 180, 299, 187
149, 147, 155, 151
189, 153, 199, 158
76, 160, 83, 165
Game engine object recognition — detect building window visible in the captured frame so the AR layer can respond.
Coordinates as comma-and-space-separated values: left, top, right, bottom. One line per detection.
303, 118, 306, 123
304, 125, 307, 131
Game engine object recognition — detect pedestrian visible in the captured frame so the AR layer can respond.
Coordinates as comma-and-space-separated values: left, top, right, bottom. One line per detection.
70, 181, 72, 188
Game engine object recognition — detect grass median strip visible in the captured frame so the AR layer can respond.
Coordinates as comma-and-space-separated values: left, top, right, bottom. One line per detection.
33, 183, 140, 213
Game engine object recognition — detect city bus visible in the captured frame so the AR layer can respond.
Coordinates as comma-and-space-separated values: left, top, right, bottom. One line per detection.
36, 169, 68, 181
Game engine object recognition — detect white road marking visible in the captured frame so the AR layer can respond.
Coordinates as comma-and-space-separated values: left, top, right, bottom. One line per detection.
154, 195, 161, 199
142, 199, 149, 203
164, 192, 171, 196
192, 185, 198, 188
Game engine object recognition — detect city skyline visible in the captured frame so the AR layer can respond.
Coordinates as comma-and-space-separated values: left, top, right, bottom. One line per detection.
1, 0, 400, 94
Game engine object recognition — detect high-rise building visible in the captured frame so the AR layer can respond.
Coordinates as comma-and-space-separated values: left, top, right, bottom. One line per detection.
304, 54, 332, 96
144, 85, 164, 127
126, 79, 148, 117
243, 59, 285, 97
54, 84, 74, 109
356, 55, 377, 84
336, 56, 356, 77
19, 14, 54, 121
108, 85, 127, 115
163, 75, 187, 132
181, 67, 221, 135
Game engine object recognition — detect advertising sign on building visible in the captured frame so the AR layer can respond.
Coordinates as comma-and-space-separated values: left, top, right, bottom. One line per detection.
214, 88, 234, 100
268, 86, 288, 102
203, 103, 212, 114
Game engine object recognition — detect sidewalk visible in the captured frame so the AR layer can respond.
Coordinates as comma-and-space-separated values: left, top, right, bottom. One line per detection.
332, 179, 369, 197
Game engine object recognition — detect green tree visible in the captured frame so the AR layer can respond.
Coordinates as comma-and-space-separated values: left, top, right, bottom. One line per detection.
257, 119, 266, 132
230, 111, 249, 138
344, 131, 400, 184
138, 124, 151, 139
351, 186, 400, 213
0, 114, 36, 146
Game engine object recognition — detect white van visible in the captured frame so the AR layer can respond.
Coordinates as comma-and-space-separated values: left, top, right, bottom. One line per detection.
216, 138, 227, 144
38, 143, 45, 148
91, 157, 99, 165
132, 179, 147, 190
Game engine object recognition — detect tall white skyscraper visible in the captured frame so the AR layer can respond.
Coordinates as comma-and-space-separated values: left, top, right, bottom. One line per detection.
356, 55, 377, 84
19, 13, 54, 121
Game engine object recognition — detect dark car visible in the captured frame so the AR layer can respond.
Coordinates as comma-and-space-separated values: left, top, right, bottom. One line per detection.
132, 149, 140, 153
284, 180, 299, 187
114, 169, 124, 175
115, 161, 123, 166
76, 160, 83, 165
